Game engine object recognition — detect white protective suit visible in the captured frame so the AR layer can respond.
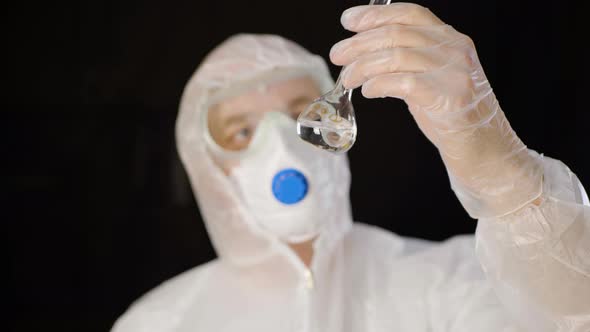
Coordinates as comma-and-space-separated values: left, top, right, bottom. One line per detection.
112, 34, 590, 332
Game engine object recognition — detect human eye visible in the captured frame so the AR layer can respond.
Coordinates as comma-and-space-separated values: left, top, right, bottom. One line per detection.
226, 125, 255, 151
235, 127, 252, 142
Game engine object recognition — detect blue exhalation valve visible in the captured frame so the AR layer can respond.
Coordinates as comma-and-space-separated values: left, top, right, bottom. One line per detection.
271, 168, 308, 205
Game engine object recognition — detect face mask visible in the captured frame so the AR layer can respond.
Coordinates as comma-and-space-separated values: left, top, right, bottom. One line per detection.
226, 112, 348, 243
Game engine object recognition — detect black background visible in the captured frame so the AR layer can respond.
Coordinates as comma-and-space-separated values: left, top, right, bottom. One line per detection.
8, 0, 588, 331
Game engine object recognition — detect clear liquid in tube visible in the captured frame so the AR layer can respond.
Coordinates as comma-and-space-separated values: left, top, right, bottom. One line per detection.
296, 100, 357, 153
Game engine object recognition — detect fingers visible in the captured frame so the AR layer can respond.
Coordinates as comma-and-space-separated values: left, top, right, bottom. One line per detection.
341, 47, 448, 89
330, 24, 459, 66
341, 3, 445, 32
360, 71, 439, 104
332, 3, 482, 113
360, 66, 482, 114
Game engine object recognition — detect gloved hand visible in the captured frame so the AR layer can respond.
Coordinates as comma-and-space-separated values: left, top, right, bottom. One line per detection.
330, 3, 544, 218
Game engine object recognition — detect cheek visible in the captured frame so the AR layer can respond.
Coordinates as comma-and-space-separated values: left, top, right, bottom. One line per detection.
222, 164, 232, 176
219, 158, 238, 176
208, 118, 227, 148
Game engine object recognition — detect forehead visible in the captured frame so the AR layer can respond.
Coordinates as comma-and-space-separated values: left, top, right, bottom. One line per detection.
212, 76, 321, 114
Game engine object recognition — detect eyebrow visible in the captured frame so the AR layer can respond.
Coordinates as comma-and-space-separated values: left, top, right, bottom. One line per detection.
218, 95, 315, 126
222, 112, 252, 126
288, 96, 314, 108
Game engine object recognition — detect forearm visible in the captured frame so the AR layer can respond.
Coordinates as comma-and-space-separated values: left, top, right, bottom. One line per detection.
474, 155, 590, 331
438, 98, 545, 219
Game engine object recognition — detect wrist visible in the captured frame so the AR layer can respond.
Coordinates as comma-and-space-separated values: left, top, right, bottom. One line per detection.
443, 145, 544, 219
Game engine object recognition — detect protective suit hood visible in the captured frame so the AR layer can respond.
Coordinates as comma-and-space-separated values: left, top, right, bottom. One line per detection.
175, 33, 353, 267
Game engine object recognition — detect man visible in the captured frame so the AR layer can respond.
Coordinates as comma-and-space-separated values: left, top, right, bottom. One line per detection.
113, 3, 589, 331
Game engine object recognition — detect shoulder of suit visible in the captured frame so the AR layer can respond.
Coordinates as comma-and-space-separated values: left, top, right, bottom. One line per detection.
110, 260, 218, 332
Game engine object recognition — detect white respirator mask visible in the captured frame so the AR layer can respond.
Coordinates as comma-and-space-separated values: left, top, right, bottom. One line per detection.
204, 110, 348, 243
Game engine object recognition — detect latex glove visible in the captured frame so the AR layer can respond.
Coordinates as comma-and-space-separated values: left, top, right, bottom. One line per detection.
330, 3, 544, 218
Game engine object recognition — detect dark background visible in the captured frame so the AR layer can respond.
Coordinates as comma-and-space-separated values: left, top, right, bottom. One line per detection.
8, 0, 588, 331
